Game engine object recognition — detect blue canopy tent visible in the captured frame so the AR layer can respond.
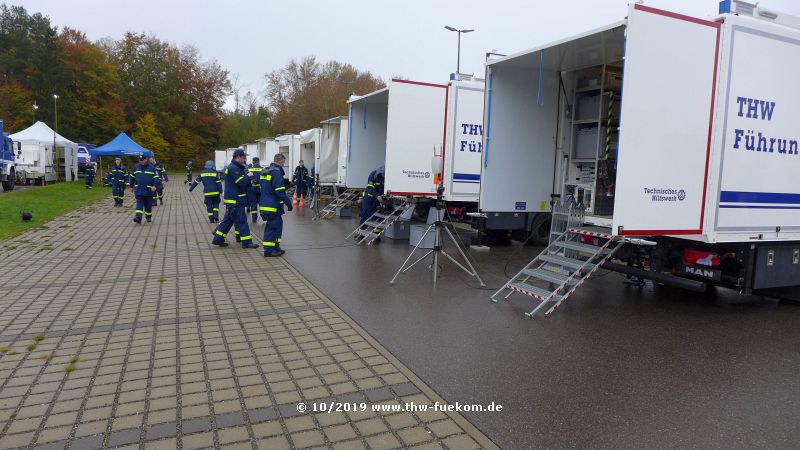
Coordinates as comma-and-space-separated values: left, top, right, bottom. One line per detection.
89, 132, 154, 157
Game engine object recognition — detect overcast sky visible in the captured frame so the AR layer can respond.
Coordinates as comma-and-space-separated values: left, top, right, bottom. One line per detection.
15, 0, 800, 109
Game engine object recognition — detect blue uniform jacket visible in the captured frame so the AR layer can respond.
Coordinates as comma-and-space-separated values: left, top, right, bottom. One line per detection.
154, 162, 168, 181
222, 160, 251, 206
247, 164, 264, 190
130, 163, 162, 197
189, 169, 223, 196
259, 163, 292, 215
111, 164, 128, 186
365, 170, 384, 198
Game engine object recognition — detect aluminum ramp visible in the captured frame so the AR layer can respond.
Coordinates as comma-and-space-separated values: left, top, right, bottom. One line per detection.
491, 200, 624, 318
346, 201, 414, 246
319, 188, 362, 219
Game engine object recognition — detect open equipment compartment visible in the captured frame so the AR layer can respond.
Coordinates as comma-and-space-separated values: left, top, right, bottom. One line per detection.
346, 87, 388, 189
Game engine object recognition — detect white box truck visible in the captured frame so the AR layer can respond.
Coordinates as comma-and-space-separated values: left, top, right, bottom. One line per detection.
346, 77, 485, 207
482, 1, 800, 295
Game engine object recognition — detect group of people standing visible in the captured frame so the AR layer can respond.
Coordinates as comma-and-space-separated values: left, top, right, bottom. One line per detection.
90, 156, 168, 221
101, 151, 324, 258
199, 149, 292, 257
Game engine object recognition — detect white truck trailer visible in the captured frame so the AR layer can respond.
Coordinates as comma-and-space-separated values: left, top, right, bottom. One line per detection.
298, 128, 320, 173
483, 1, 800, 306
346, 77, 485, 205
275, 134, 301, 171
16, 142, 55, 184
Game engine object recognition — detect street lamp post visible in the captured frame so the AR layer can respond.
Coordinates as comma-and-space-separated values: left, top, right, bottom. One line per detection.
52, 94, 59, 132
53, 94, 59, 181
444, 26, 474, 75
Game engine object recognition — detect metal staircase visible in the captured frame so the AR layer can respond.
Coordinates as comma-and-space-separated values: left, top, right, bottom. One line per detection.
491, 199, 624, 318
319, 188, 362, 219
346, 201, 414, 246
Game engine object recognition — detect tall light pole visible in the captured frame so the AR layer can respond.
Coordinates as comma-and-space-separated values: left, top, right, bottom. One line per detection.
32, 102, 38, 124
52, 94, 59, 133
52, 94, 59, 181
444, 26, 474, 75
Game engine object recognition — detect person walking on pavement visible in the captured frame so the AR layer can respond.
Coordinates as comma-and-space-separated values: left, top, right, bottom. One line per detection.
110, 157, 128, 207
211, 149, 259, 249
260, 153, 293, 257
246, 157, 263, 223
150, 157, 168, 205
184, 160, 193, 184
189, 160, 223, 222
292, 160, 311, 208
359, 166, 385, 225
130, 155, 161, 224
84, 160, 96, 189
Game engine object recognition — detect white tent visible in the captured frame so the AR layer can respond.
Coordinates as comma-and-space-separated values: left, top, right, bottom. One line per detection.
9, 121, 79, 181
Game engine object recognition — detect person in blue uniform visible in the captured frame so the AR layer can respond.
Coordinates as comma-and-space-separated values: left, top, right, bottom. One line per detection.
84, 161, 95, 189
246, 157, 263, 223
211, 149, 259, 249
110, 157, 128, 207
189, 160, 223, 222
129, 155, 161, 223
292, 160, 311, 207
184, 160, 193, 184
260, 154, 293, 257
150, 157, 168, 205
359, 166, 385, 225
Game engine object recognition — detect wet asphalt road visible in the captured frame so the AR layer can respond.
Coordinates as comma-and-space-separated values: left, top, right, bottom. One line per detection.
273, 208, 800, 449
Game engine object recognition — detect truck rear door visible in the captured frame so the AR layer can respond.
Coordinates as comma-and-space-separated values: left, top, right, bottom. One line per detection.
612, 4, 721, 236
384, 80, 447, 197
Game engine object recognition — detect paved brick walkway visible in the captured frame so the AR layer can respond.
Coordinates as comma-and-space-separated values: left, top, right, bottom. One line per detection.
0, 183, 496, 449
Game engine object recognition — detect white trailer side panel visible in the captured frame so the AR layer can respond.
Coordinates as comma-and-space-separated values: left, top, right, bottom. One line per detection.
346, 95, 388, 189
444, 81, 484, 202
612, 5, 720, 236
337, 118, 349, 185
384, 81, 447, 196
710, 16, 800, 239
215, 151, 227, 170
318, 122, 340, 184
479, 64, 559, 213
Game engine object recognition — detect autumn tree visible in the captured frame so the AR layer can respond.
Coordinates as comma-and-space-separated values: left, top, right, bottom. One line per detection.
133, 113, 168, 156
0, 81, 34, 130
105, 33, 230, 154
265, 56, 384, 133
57, 27, 126, 144
0, 4, 64, 132
219, 90, 272, 148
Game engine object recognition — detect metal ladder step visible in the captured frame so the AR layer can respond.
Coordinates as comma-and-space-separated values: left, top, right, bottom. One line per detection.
522, 268, 577, 285
507, 282, 561, 302
555, 240, 607, 255
538, 254, 595, 271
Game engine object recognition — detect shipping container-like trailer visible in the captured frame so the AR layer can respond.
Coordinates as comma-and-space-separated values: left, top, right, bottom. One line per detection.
482, 1, 800, 298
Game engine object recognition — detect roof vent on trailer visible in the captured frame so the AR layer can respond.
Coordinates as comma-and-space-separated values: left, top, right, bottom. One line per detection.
719, 1, 800, 30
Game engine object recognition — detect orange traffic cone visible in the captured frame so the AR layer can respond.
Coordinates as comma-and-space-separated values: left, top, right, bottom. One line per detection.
292, 192, 298, 206
299, 198, 305, 208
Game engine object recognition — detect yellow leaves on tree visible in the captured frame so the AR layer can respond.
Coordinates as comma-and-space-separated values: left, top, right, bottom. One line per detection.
133, 114, 169, 157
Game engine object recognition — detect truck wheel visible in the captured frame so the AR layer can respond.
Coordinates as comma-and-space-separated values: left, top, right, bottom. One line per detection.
1, 169, 14, 191
525, 214, 551, 246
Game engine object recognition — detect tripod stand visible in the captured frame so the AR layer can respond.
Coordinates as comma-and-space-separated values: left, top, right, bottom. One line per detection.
390, 190, 485, 287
